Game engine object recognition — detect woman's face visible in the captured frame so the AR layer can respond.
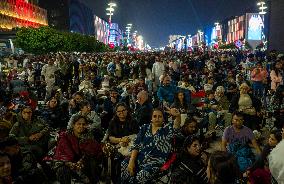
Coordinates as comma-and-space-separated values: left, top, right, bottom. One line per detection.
116, 105, 128, 120
73, 118, 87, 135
151, 110, 164, 127
49, 98, 58, 109
187, 140, 201, 157
275, 62, 282, 69
177, 92, 184, 101
0, 156, 11, 178
268, 134, 279, 147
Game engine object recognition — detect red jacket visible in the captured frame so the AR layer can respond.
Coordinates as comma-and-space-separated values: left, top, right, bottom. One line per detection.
53, 131, 102, 162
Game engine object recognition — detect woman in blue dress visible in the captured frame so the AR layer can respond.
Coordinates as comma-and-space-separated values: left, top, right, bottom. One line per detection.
121, 107, 181, 184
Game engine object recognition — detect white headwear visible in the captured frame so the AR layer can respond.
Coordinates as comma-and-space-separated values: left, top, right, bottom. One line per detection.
268, 140, 284, 183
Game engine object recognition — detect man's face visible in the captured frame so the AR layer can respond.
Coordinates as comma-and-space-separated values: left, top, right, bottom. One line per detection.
21, 108, 32, 121
232, 115, 244, 129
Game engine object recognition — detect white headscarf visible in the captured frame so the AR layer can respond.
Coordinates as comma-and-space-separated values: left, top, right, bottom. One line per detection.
269, 140, 284, 183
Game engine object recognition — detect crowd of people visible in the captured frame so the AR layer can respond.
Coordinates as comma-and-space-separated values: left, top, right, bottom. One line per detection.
0, 49, 284, 184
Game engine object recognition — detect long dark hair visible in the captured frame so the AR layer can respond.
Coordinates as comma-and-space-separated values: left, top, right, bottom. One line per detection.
271, 61, 282, 76
208, 151, 240, 184
112, 102, 132, 122
173, 91, 188, 110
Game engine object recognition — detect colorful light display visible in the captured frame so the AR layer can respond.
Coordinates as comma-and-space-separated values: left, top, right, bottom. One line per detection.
0, 0, 48, 30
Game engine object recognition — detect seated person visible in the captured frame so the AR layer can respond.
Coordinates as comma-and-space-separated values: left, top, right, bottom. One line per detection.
53, 115, 103, 184
9, 106, 49, 160
269, 130, 284, 183
121, 107, 181, 183
205, 87, 232, 131
0, 151, 12, 184
221, 111, 261, 173
0, 137, 47, 183
108, 103, 139, 148
133, 91, 153, 127
248, 129, 283, 184
176, 117, 199, 151
68, 100, 101, 133
40, 97, 67, 129
207, 151, 240, 184
171, 136, 209, 184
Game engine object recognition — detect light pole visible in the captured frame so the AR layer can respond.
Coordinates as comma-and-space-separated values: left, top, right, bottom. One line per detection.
257, 1, 267, 15
126, 23, 132, 44
106, 2, 116, 44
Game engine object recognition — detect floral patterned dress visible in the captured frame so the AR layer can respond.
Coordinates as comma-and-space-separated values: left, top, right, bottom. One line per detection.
121, 121, 180, 184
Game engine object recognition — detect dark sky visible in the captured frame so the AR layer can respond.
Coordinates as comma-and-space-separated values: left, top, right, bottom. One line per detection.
84, 0, 257, 48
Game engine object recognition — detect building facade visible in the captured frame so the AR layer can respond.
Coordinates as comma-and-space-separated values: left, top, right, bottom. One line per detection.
39, 0, 95, 35
0, 0, 48, 31
94, 15, 109, 44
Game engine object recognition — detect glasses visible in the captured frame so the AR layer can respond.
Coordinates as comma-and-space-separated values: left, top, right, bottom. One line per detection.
116, 109, 127, 113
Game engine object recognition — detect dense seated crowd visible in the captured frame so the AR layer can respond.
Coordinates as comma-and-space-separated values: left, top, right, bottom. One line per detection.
0, 50, 284, 184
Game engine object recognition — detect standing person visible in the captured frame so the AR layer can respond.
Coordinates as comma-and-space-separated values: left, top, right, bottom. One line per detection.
221, 111, 261, 173
251, 62, 268, 98
152, 57, 165, 92
41, 58, 58, 100
270, 61, 283, 92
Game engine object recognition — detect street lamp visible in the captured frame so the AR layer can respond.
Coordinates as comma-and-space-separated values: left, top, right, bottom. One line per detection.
257, 1, 267, 15
106, 2, 116, 44
106, 2, 116, 23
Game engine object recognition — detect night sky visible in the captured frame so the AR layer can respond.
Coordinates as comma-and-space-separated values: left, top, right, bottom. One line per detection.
85, 0, 257, 48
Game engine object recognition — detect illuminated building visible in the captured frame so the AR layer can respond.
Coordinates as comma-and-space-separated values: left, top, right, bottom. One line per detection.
0, 0, 48, 31
94, 16, 109, 44
39, 0, 94, 35
225, 13, 265, 49
109, 23, 122, 47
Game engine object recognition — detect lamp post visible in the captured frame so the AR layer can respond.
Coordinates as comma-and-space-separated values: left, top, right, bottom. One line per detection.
126, 23, 132, 44
257, 1, 267, 15
106, 2, 116, 44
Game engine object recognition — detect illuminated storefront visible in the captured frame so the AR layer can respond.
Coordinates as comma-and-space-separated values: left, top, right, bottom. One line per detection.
109, 23, 122, 47
0, 0, 48, 30
227, 15, 245, 43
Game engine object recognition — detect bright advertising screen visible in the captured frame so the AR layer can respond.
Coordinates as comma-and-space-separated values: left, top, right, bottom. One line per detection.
247, 14, 264, 41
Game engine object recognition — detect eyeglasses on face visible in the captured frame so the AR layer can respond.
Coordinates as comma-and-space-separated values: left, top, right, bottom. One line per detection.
116, 109, 127, 113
